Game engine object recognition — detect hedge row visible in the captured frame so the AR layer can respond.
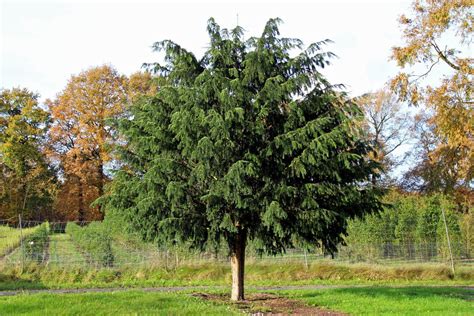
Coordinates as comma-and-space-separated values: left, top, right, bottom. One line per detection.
343, 193, 472, 261
24, 223, 49, 262
66, 222, 114, 267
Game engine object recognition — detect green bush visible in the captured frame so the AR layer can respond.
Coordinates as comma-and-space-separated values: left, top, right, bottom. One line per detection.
66, 222, 114, 267
24, 223, 49, 263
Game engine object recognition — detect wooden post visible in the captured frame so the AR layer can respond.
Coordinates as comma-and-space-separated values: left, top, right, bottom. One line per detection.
175, 248, 179, 269
303, 248, 309, 270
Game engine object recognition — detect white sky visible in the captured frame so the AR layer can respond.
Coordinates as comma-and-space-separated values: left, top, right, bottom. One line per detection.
1, 0, 411, 102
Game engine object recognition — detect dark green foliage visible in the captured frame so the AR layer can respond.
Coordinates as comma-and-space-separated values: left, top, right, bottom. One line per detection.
66, 222, 114, 267
49, 222, 67, 234
24, 223, 49, 263
101, 18, 382, 256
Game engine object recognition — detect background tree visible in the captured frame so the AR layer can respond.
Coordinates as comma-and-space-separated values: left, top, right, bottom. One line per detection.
0, 88, 56, 222
402, 112, 467, 194
47, 65, 128, 221
101, 18, 382, 301
460, 207, 473, 259
127, 71, 159, 102
416, 195, 440, 259
395, 196, 419, 259
391, 0, 473, 188
357, 88, 411, 185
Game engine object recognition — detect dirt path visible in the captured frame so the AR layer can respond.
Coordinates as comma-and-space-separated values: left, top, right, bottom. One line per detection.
0, 284, 471, 297
0, 284, 349, 297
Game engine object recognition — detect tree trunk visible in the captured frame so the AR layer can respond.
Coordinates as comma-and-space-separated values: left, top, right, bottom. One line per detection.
97, 159, 105, 220
78, 180, 85, 222
230, 229, 246, 301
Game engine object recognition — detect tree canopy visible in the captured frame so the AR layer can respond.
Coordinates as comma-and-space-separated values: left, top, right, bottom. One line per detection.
101, 18, 382, 300
391, 0, 473, 190
0, 88, 56, 221
47, 65, 129, 221
357, 88, 411, 185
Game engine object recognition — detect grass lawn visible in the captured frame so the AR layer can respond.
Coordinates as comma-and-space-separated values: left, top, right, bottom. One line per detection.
280, 286, 474, 315
0, 290, 241, 316
0, 286, 472, 315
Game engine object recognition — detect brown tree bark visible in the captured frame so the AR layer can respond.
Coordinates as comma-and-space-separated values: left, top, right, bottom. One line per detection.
96, 159, 105, 220
230, 229, 246, 301
78, 180, 85, 222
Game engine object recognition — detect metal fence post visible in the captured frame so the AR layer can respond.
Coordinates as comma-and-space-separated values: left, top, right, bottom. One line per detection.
441, 206, 455, 275
18, 214, 25, 272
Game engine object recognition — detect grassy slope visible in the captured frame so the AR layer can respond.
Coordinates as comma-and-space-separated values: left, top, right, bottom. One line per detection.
0, 226, 39, 257
0, 291, 241, 316
0, 261, 472, 291
281, 286, 474, 315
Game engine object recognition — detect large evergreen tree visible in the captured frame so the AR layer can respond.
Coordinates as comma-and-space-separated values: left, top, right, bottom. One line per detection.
102, 18, 382, 300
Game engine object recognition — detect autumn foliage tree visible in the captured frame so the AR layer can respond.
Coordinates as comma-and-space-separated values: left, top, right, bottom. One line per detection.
391, 0, 473, 190
0, 88, 56, 222
402, 111, 474, 212
127, 71, 159, 102
47, 65, 129, 221
101, 19, 382, 301
357, 88, 411, 185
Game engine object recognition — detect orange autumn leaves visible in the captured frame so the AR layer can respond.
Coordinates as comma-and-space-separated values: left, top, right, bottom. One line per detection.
47, 66, 155, 221
391, 0, 473, 190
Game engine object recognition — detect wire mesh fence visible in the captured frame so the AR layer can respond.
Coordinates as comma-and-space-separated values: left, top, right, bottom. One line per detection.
0, 219, 472, 269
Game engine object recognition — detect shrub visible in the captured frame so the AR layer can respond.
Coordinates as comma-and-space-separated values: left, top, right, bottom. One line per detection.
24, 223, 49, 263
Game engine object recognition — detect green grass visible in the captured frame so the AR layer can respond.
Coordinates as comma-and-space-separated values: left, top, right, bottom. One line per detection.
0, 290, 241, 315
280, 286, 474, 315
0, 287, 472, 315
0, 225, 40, 257
48, 234, 85, 267
0, 261, 472, 291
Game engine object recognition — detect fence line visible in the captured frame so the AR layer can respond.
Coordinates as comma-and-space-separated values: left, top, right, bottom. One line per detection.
0, 220, 472, 269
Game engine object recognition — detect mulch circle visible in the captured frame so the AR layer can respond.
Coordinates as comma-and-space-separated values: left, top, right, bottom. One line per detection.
192, 292, 347, 315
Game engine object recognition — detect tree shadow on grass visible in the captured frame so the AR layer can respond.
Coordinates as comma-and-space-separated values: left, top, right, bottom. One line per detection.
298, 286, 474, 301
0, 273, 46, 291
